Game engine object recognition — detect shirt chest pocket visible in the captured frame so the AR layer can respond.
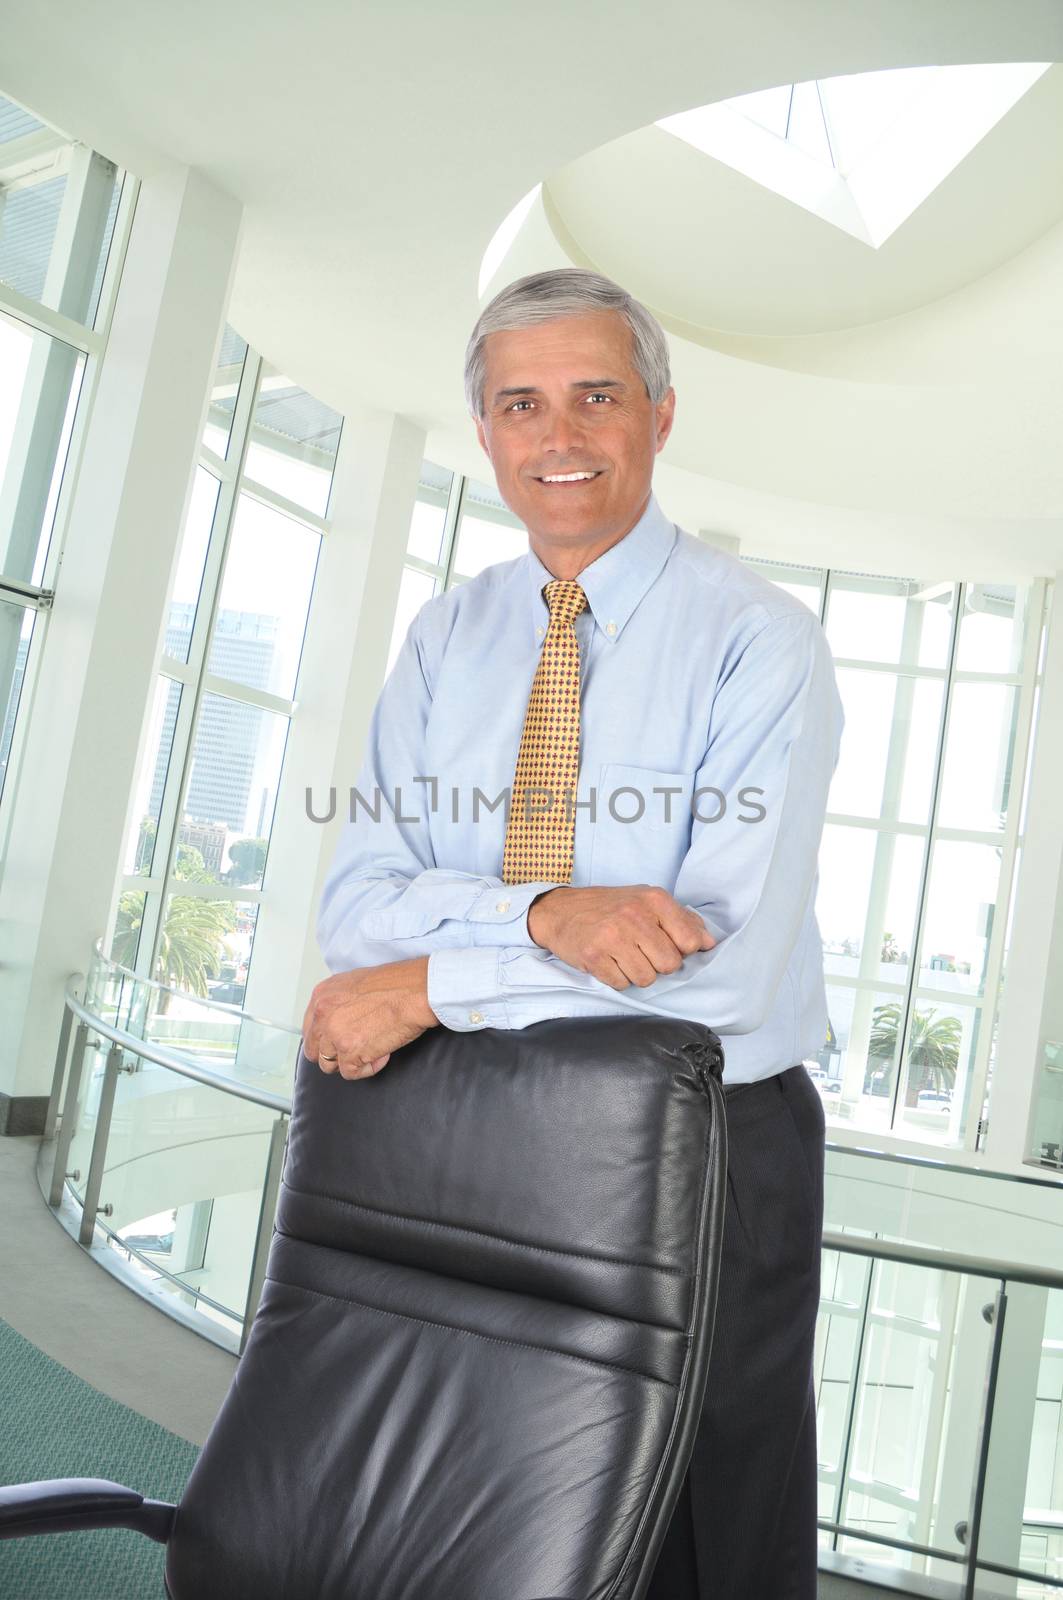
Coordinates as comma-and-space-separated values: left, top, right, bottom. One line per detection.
587, 763, 695, 889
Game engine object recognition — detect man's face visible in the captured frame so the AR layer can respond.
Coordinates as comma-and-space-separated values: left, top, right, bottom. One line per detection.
474, 309, 675, 547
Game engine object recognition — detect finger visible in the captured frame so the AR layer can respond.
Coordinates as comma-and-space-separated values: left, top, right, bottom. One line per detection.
303, 1006, 331, 1064
613, 944, 660, 988
633, 925, 686, 975
337, 1052, 389, 1081
661, 904, 716, 954
686, 906, 717, 949
316, 1045, 339, 1074
355, 1054, 390, 1073
588, 955, 631, 990
658, 920, 708, 958
301, 986, 329, 1058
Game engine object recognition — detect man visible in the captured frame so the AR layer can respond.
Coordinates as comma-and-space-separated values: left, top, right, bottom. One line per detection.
303, 267, 844, 1599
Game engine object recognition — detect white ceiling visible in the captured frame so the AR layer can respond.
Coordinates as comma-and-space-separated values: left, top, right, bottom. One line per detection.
3, 0, 1063, 576
544, 67, 1063, 337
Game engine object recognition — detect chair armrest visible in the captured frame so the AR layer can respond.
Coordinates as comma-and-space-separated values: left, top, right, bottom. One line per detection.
0, 1478, 175, 1543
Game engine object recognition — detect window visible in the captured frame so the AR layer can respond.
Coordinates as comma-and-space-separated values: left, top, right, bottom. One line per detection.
0, 92, 123, 325
384, 464, 529, 676
746, 559, 1044, 1151
0, 92, 132, 828
113, 332, 338, 1013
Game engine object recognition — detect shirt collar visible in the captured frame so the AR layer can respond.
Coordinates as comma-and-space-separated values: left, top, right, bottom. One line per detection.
524, 490, 677, 644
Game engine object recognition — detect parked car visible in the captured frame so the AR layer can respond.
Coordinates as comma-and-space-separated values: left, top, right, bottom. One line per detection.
916, 1088, 952, 1113
209, 980, 246, 1006
120, 1229, 174, 1256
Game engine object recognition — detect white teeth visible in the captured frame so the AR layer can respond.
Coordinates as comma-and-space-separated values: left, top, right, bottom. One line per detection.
541, 471, 598, 482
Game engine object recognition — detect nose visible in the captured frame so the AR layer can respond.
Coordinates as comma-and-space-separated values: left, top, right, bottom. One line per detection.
536, 405, 588, 461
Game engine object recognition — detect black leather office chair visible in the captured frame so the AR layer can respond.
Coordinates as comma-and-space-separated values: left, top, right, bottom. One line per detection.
1, 1014, 727, 1599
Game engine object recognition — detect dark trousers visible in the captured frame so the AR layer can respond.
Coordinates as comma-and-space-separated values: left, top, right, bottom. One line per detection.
646, 1062, 825, 1600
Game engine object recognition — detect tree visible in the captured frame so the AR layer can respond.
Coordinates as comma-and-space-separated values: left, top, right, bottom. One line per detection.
112, 892, 146, 969
175, 843, 214, 883
881, 931, 900, 963
153, 896, 238, 1011
224, 837, 268, 886
108, 841, 238, 1014
868, 1002, 962, 1106
135, 815, 157, 874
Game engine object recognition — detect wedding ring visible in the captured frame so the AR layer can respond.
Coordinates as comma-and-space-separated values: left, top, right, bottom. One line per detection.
320, 1052, 338, 1062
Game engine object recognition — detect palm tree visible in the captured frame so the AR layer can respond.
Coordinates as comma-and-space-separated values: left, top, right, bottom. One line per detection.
110, 844, 237, 1014
868, 1002, 962, 1106
153, 896, 238, 1011
112, 891, 147, 969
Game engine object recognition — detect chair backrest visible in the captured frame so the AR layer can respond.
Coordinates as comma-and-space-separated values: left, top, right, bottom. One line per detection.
165, 1014, 726, 1600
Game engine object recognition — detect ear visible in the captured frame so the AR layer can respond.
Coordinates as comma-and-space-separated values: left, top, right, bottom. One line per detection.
474, 414, 491, 460
653, 387, 676, 455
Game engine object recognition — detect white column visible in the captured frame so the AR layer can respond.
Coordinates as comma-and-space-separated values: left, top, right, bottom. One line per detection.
985, 576, 1063, 1170
0, 164, 241, 1125
243, 407, 425, 1031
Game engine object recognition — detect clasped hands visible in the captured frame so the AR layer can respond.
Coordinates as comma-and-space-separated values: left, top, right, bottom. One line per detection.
301, 884, 716, 1081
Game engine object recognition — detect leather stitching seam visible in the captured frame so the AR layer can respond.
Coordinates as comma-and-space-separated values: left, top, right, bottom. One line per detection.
263, 1274, 679, 1388
281, 1179, 690, 1275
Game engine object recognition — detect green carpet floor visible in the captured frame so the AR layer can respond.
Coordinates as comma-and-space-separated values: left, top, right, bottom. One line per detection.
0, 1316, 199, 1598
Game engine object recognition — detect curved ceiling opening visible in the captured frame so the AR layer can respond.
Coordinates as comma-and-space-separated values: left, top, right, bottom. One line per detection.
657, 63, 1051, 248
479, 59, 1063, 340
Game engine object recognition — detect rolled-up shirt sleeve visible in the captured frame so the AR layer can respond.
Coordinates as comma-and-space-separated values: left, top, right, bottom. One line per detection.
426, 610, 843, 1032
316, 613, 557, 973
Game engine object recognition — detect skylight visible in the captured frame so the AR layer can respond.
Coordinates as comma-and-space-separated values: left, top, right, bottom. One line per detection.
657, 63, 1051, 248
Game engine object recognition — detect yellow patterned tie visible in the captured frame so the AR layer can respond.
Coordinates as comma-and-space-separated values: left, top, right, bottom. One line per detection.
501, 578, 589, 884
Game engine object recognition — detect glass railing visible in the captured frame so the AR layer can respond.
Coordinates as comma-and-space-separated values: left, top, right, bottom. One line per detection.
38, 956, 1063, 1593
819, 1143, 1063, 1595
39, 945, 299, 1353
1030, 1038, 1063, 1172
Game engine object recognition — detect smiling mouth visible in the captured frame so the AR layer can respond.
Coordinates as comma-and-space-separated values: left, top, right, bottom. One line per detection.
534, 470, 603, 486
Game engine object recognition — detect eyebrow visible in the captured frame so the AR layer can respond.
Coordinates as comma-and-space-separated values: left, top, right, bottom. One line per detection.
493, 379, 626, 403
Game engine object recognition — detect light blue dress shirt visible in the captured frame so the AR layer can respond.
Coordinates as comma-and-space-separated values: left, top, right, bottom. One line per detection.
316, 490, 845, 1083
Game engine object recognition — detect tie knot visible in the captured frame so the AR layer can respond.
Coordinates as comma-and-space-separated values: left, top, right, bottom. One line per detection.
542, 579, 588, 626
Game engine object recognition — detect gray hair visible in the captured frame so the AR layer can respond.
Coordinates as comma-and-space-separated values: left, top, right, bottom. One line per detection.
463, 267, 671, 420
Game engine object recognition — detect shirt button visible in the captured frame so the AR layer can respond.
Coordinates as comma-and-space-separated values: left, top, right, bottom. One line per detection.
495, 899, 510, 913
536, 625, 544, 637
606, 620, 617, 635
469, 1010, 485, 1025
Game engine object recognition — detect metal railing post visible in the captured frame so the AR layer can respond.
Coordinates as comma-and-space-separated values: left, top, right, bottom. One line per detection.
49, 1020, 90, 1207
829, 1250, 873, 1547
961, 1281, 1008, 1600
239, 1112, 289, 1355
43, 1003, 75, 1143
78, 1042, 124, 1247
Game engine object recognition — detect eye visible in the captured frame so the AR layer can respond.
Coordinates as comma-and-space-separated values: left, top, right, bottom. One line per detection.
585, 392, 613, 404
507, 399, 534, 412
